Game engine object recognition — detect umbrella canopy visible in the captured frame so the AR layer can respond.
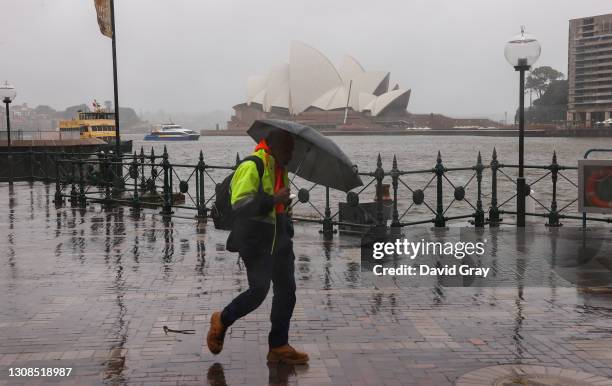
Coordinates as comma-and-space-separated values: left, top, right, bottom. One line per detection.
247, 119, 363, 192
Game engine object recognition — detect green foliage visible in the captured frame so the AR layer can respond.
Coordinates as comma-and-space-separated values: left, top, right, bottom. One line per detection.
525, 66, 564, 99
525, 79, 568, 123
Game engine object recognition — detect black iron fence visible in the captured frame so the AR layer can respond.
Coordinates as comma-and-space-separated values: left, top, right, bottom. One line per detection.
1, 146, 610, 235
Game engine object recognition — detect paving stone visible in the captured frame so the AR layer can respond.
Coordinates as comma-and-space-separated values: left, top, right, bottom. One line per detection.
1, 182, 612, 385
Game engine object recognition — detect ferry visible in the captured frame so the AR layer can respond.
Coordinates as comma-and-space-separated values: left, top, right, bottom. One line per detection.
144, 123, 200, 141
58, 101, 132, 152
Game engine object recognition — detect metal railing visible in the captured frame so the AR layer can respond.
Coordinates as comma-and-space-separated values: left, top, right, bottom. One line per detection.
2, 146, 611, 235
0, 148, 612, 235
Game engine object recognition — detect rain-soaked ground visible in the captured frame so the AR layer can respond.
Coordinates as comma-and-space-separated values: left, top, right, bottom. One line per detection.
1, 182, 612, 385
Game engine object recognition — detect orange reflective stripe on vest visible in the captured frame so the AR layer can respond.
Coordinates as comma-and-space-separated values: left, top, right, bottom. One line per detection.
254, 139, 286, 213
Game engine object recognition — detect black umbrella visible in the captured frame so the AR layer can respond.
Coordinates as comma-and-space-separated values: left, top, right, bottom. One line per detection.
247, 119, 363, 192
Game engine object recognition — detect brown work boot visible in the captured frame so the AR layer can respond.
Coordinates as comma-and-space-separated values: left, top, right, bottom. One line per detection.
267, 344, 309, 365
206, 311, 227, 355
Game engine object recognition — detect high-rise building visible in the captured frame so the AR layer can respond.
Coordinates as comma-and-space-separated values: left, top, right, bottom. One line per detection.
567, 13, 612, 127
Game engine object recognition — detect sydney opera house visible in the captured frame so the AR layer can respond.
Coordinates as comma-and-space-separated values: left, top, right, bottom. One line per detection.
227, 42, 412, 131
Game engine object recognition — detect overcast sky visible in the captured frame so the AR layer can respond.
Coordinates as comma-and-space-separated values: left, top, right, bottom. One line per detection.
1, 1, 610, 120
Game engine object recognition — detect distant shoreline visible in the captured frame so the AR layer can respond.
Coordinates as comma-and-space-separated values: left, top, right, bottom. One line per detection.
199, 128, 612, 138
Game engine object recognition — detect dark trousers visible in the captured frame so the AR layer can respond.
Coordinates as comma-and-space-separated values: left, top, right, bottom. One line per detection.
221, 215, 296, 348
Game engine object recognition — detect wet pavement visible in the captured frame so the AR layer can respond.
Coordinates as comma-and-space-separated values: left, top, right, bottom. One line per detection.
1, 182, 612, 385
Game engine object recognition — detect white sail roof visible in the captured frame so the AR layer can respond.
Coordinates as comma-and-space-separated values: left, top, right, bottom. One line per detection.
339, 55, 365, 86
264, 63, 290, 111
367, 89, 411, 116
246, 75, 268, 105
358, 92, 377, 112
243, 42, 410, 116
311, 86, 348, 110
289, 41, 343, 114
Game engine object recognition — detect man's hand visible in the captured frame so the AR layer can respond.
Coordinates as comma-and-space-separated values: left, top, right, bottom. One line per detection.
273, 187, 291, 204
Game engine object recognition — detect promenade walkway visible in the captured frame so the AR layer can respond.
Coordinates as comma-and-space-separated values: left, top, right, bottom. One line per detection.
1, 182, 612, 385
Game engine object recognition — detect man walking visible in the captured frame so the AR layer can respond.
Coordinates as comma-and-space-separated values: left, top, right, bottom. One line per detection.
207, 129, 309, 365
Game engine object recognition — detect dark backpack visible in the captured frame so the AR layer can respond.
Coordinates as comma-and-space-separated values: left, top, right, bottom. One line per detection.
211, 155, 264, 230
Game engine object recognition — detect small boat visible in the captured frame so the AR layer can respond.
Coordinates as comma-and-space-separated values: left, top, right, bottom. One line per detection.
144, 123, 200, 141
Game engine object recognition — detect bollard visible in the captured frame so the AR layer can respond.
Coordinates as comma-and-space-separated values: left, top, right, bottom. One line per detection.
434, 151, 445, 227
474, 152, 485, 227
391, 155, 400, 228
547, 151, 561, 227
161, 146, 173, 216
488, 147, 500, 226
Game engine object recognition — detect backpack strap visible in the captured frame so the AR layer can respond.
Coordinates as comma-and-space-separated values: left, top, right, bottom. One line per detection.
241, 155, 265, 186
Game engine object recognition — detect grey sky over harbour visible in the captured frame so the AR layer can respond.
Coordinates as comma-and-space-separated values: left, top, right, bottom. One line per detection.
1, 0, 610, 121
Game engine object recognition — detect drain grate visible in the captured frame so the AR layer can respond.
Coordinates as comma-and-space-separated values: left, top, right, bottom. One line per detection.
455, 365, 612, 386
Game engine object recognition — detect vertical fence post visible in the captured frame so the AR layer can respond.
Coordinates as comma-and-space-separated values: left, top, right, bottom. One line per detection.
69, 155, 78, 205
322, 186, 334, 237
78, 158, 86, 207
54, 155, 63, 205
131, 152, 140, 208
149, 148, 156, 194
489, 147, 500, 226
474, 151, 484, 227
103, 151, 112, 205
391, 155, 400, 228
434, 151, 445, 227
44, 151, 52, 183
139, 146, 146, 191
374, 154, 387, 237
547, 151, 561, 227
196, 150, 207, 220
29, 147, 35, 180
161, 146, 172, 215
111, 151, 122, 196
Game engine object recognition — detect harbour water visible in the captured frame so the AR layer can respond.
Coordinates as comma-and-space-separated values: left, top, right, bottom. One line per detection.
125, 133, 612, 168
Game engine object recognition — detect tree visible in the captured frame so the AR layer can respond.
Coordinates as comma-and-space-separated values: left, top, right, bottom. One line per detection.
524, 79, 568, 123
525, 66, 564, 99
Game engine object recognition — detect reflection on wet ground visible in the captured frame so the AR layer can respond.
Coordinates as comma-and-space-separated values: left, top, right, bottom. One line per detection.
1, 182, 612, 385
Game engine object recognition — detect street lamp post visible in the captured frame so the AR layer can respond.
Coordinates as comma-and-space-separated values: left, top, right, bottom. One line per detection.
505, 27, 541, 227
1, 81, 17, 184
